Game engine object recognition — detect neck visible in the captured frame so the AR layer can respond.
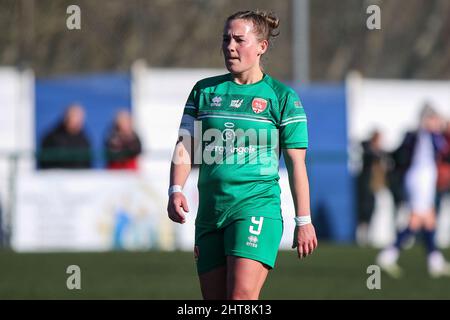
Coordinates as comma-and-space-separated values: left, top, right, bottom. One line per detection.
232, 68, 264, 84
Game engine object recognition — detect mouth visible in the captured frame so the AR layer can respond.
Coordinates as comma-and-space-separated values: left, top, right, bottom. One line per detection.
226, 57, 239, 62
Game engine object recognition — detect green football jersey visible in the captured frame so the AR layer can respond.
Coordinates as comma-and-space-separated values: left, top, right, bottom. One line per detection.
179, 73, 308, 228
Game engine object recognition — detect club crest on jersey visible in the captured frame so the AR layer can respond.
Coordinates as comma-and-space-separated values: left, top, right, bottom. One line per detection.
230, 99, 243, 108
210, 96, 222, 107
251, 98, 267, 113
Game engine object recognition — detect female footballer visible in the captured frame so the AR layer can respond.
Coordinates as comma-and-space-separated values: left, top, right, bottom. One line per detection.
167, 10, 317, 300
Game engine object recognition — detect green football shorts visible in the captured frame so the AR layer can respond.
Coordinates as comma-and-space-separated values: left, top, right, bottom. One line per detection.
194, 216, 283, 275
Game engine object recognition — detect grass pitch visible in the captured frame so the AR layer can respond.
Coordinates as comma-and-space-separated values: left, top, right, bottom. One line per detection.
1, 244, 449, 299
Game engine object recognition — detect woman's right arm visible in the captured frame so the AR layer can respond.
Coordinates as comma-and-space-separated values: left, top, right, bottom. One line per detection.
167, 136, 195, 224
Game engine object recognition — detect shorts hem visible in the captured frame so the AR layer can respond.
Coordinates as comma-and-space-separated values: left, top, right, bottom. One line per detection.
226, 250, 275, 269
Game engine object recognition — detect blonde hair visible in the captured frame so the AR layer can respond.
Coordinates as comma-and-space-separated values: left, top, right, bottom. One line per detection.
225, 10, 280, 43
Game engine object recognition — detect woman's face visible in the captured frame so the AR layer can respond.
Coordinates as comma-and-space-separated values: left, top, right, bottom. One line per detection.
222, 19, 267, 75
116, 112, 133, 134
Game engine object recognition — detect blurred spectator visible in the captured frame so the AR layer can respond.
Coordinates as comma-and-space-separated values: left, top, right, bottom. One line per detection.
38, 104, 92, 169
355, 130, 388, 246
436, 120, 450, 212
386, 147, 407, 221
104, 110, 142, 170
376, 104, 450, 278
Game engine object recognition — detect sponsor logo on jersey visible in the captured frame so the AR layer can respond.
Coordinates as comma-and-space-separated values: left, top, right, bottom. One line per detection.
205, 144, 256, 155
230, 99, 243, 108
294, 100, 302, 108
222, 122, 235, 142
251, 98, 267, 113
210, 96, 222, 107
246, 235, 258, 248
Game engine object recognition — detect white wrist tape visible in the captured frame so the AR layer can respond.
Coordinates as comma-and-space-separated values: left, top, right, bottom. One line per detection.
168, 185, 183, 196
294, 215, 311, 226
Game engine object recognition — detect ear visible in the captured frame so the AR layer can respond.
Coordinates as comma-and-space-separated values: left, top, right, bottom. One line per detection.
258, 39, 269, 56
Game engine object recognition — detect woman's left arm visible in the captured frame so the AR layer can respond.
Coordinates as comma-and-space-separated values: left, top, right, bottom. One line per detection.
282, 148, 318, 259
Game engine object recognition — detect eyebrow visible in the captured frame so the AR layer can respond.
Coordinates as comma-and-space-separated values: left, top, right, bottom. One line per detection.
222, 34, 245, 38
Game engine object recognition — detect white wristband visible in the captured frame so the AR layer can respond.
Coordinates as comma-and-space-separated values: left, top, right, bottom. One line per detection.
294, 215, 311, 226
168, 185, 183, 196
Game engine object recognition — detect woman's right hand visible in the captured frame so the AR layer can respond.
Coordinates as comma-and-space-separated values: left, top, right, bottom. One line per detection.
167, 192, 189, 224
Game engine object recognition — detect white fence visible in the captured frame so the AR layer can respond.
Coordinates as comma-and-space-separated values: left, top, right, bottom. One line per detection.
1, 65, 450, 251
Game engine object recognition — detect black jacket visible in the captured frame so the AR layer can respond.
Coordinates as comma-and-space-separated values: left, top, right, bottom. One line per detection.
392, 130, 444, 174
38, 123, 93, 169
104, 128, 142, 163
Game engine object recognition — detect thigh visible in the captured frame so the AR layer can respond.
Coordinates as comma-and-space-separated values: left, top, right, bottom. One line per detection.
195, 227, 227, 299
195, 227, 226, 275
224, 216, 282, 299
199, 266, 227, 300
224, 216, 283, 269
226, 256, 269, 300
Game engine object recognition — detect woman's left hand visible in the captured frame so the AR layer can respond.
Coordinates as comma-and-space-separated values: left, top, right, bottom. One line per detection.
292, 224, 318, 259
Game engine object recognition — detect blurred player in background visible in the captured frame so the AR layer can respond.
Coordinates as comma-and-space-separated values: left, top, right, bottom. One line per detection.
377, 104, 450, 278
167, 10, 317, 299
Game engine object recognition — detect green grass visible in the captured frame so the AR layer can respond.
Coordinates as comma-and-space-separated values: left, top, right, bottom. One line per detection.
1, 244, 450, 299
